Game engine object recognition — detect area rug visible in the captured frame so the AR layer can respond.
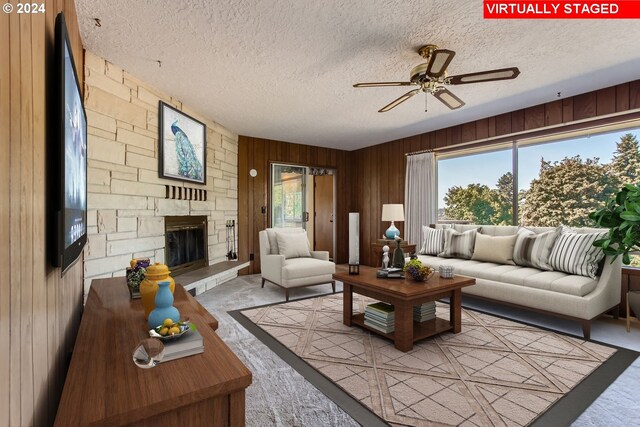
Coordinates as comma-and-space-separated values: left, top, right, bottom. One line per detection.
230, 293, 638, 427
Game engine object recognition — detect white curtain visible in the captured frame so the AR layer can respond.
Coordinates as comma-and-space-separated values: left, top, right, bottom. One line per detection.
404, 152, 436, 246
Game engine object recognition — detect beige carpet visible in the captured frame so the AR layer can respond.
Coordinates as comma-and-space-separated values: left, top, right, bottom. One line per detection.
240, 293, 618, 427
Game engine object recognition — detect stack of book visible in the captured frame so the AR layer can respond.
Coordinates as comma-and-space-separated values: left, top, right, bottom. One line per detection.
413, 302, 436, 322
364, 302, 395, 333
161, 329, 204, 362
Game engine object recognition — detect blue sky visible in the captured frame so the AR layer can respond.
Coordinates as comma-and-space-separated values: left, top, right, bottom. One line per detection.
437, 128, 639, 208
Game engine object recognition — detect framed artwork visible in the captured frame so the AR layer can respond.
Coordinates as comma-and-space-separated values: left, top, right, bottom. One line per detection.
158, 101, 207, 184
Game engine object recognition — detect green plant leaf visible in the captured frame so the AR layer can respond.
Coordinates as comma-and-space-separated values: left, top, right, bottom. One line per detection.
620, 212, 640, 221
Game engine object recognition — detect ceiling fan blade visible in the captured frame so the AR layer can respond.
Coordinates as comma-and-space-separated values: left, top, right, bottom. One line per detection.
426, 49, 455, 78
448, 67, 520, 85
379, 89, 420, 112
432, 88, 465, 110
353, 82, 415, 88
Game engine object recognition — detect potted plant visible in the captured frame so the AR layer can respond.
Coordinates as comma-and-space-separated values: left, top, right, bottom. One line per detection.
589, 183, 640, 265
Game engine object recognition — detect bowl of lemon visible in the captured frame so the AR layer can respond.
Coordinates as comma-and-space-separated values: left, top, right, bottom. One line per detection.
149, 318, 194, 342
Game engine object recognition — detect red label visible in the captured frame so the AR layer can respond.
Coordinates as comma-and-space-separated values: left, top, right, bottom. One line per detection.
484, 1, 640, 19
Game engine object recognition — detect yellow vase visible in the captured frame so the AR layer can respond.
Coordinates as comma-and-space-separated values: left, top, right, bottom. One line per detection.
139, 263, 175, 319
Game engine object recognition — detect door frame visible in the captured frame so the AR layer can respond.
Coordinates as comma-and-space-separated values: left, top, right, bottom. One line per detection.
268, 161, 337, 258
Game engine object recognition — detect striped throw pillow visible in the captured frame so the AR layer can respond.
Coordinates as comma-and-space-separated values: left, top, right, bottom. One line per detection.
512, 226, 561, 271
438, 228, 479, 259
420, 226, 444, 255
548, 227, 607, 279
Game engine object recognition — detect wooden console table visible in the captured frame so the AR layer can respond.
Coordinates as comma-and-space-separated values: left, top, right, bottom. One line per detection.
54, 278, 252, 427
369, 240, 416, 267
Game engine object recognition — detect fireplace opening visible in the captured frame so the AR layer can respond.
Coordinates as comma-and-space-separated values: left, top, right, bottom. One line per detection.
165, 216, 208, 276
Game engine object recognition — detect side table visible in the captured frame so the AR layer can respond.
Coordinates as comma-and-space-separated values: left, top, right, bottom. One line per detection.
370, 240, 416, 268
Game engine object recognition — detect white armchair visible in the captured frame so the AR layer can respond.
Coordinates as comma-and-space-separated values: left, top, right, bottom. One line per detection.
259, 228, 336, 301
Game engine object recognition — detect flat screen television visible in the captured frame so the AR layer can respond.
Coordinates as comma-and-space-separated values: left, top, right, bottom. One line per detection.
50, 12, 87, 275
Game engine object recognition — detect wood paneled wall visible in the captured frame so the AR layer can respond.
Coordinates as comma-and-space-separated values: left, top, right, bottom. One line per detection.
351, 80, 640, 266
238, 137, 353, 273
1, 3, 84, 426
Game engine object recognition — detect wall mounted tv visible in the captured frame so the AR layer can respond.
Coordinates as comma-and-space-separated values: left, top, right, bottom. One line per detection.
50, 12, 87, 275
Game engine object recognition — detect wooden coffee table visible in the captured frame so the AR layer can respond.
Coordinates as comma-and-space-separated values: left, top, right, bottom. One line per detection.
335, 266, 476, 352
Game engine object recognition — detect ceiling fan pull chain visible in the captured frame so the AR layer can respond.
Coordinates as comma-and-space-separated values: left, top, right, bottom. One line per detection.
424, 92, 428, 113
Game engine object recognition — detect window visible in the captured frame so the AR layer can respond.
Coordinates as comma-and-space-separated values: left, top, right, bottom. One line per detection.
438, 147, 513, 225
437, 123, 640, 229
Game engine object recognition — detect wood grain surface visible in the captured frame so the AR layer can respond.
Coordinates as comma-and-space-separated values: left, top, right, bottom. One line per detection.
54, 278, 251, 427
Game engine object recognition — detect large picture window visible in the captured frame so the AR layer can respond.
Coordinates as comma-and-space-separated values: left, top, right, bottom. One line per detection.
437, 123, 640, 229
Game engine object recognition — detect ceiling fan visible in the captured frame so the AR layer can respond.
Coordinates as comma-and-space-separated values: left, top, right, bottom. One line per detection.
353, 44, 520, 113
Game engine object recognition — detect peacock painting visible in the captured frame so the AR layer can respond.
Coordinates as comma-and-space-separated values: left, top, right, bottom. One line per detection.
171, 120, 203, 181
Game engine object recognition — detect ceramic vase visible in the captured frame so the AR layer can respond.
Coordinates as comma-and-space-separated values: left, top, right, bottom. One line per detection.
140, 262, 175, 319
148, 281, 180, 329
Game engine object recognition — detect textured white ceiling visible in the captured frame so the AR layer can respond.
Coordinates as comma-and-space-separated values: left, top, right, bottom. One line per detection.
75, 0, 640, 151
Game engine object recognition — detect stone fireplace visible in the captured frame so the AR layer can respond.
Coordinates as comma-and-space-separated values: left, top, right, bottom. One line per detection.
165, 216, 208, 276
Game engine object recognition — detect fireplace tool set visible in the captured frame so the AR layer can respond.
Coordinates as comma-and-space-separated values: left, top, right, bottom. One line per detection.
226, 220, 237, 260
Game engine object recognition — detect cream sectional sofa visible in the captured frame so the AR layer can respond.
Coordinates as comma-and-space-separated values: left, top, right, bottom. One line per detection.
416, 224, 621, 339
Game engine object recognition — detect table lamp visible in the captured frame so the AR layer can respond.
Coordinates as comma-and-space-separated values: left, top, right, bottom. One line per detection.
381, 204, 404, 240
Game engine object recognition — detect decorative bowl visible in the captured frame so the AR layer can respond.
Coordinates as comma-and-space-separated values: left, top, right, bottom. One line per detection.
403, 259, 435, 282
149, 322, 192, 342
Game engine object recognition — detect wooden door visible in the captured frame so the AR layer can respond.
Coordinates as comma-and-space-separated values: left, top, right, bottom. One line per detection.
314, 175, 334, 259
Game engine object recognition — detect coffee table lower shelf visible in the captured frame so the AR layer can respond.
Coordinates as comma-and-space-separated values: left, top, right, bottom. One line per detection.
351, 312, 453, 343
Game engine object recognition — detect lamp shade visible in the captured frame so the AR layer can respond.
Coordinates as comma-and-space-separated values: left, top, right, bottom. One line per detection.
381, 204, 405, 222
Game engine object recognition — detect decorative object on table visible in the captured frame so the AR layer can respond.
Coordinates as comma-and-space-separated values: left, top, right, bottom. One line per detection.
140, 262, 176, 319
349, 213, 360, 275
149, 319, 195, 342
158, 101, 206, 185
126, 258, 150, 299
160, 327, 204, 362
148, 281, 180, 329
382, 245, 390, 269
403, 259, 435, 282
364, 302, 395, 333
392, 236, 406, 268
376, 267, 404, 279
628, 291, 640, 332
381, 204, 404, 239
132, 338, 165, 369
439, 265, 455, 279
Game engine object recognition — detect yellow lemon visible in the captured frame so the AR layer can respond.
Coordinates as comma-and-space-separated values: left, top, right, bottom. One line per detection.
169, 326, 180, 335
159, 327, 169, 336
162, 318, 174, 327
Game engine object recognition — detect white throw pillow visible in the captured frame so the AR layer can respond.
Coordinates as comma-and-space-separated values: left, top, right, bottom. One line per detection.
275, 231, 311, 259
472, 233, 517, 265
420, 226, 444, 255
548, 226, 607, 279
267, 228, 305, 254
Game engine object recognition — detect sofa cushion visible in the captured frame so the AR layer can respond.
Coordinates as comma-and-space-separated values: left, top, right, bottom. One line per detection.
512, 226, 560, 271
420, 226, 444, 255
266, 227, 306, 254
439, 228, 479, 259
548, 227, 607, 279
276, 231, 311, 259
472, 233, 517, 265
522, 271, 598, 297
282, 257, 335, 280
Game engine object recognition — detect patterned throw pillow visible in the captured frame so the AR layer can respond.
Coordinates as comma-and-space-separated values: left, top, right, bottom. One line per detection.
438, 228, 479, 259
512, 226, 561, 271
420, 226, 444, 255
548, 227, 607, 279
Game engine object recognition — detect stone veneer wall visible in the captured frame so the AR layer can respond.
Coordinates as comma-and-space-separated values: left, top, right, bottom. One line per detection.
83, 51, 238, 296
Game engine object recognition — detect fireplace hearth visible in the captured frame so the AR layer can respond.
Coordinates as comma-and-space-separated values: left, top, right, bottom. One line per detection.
165, 216, 208, 276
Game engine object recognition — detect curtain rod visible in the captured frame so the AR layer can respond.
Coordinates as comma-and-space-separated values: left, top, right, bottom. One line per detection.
405, 148, 435, 156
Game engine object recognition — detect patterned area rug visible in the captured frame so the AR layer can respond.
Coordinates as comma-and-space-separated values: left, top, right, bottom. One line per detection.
235, 293, 633, 427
